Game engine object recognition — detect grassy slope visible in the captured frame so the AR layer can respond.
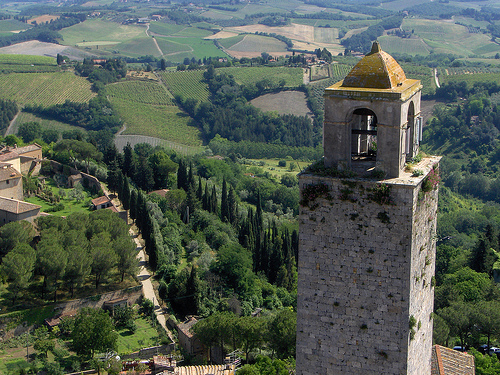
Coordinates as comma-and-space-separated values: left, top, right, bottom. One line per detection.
116, 317, 159, 354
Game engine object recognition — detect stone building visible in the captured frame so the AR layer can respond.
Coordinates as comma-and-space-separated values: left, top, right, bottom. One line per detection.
296, 42, 440, 374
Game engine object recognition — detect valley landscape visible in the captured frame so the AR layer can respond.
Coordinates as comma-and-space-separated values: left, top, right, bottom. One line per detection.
2, 0, 500, 373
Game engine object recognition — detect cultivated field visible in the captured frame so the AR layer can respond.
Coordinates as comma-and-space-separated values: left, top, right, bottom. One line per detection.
378, 35, 431, 56
225, 34, 288, 58
107, 80, 175, 105
0, 72, 95, 106
112, 36, 161, 58
251, 91, 311, 117
221, 66, 303, 87
439, 71, 500, 86
0, 19, 30, 33
59, 19, 146, 46
115, 134, 205, 155
0, 54, 59, 73
0, 41, 91, 60
8, 111, 87, 136
109, 97, 203, 146
148, 22, 186, 36
27, 15, 59, 25
159, 70, 211, 102
157, 36, 227, 62
402, 18, 500, 57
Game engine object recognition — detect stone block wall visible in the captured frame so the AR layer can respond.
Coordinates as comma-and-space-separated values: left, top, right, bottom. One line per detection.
296, 162, 438, 375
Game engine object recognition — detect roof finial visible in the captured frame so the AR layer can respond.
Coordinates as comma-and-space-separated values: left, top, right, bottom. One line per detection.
368, 41, 381, 56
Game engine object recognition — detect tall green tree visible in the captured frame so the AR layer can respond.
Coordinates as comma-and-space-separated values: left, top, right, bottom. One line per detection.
71, 308, 118, 359
268, 309, 296, 359
90, 233, 118, 288
114, 236, 138, 282
1, 243, 36, 303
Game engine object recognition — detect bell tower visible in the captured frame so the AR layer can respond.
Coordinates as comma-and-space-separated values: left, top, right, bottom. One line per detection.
296, 42, 440, 375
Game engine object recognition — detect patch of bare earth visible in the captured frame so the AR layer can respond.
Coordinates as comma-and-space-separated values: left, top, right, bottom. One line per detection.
0, 41, 91, 60
204, 31, 239, 39
28, 15, 59, 25
251, 91, 312, 118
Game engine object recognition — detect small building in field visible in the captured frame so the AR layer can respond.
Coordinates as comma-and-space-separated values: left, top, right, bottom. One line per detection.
176, 317, 207, 359
103, 297, 129, 315
92, 195, 113, 210
68, 173, 83, 188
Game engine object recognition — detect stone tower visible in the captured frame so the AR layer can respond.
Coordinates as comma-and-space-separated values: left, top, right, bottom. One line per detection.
296, 42, 440, 375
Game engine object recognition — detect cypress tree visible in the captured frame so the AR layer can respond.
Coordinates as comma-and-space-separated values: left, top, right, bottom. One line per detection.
221, 178, 228, 222
122, 175, 131, 210
197, 176, 203, 202
202, 183, 209, 211
210, 185, 217, 214
123, 143, 135, 177
188, 161, 194, 188
177, 159, 187, 190
129, 189, 137, 223
228, 186, 237, 224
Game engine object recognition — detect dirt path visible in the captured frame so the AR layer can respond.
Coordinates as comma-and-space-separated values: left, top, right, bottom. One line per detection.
132, 230, 175, 343
100, 183, 175, 343
303, 67, 309, 85
145, 23, 164, 57
5, 110, 20, 136
434, 68, 440, 88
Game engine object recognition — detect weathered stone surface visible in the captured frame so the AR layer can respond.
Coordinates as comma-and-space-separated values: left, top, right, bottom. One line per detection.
296, 162, 439, 375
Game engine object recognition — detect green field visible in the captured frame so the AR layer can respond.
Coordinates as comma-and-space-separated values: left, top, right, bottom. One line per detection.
0, 19, 30, 32
221, 66, 303, 87
155, 37, 193, 55
314, 27, 339, 43
218, 34, 245, 49
158, 36, 227, 62
0, 72, 95, 106
148, 22, 185, 36
107, 80, 175, 105
226, 34, 287, 53
116, 317, 159, 355
112, 37, 161, 58
171, 26, 213, 38
159, 70, 211, 102
402, 18, 498, 56
440, 72, 500, 86
400, 63, 435, 96
59, 19, 146, 46
8, 111, 87, 137
378, 36, 430, 56
110, 97, 203, 146
0, 54, 59, 73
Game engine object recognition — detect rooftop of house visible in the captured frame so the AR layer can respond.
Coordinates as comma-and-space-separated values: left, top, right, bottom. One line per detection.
0, 163, 21, 182
92, 195, 111, 206
431, 345, 475, 375
177, 316, 199, 338
148, 189, 170, 198
13, 143, 42, 155
0, 196, 41, 214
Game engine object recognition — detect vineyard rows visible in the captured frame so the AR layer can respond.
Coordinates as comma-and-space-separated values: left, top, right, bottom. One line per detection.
221, 66, 303, 87
159, 70, 210, 102
109, 97, 203, 146
115, 135, 204, 156
440, 72, 500, 86
400, 63, 434, 95
0, 72, 95, 106
0, 54, 56, 66
106, 80, 175, 106
440, 66, 500, 75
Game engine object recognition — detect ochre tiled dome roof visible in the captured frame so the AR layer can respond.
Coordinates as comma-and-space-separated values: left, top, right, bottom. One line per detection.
342, 41, 407, 89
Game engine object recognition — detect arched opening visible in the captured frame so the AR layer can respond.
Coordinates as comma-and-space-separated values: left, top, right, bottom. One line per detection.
350, 108, 377, 162
406, 101, 415, 161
